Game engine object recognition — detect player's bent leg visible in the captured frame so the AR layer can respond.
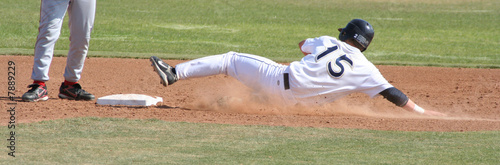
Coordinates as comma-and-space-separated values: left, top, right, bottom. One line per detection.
178, 52, 287, 98
175, 54, 228, 79
224, 52, 286, 91
176, 52, 286, 87
176, 51, 283, 78
160, 53, 293, 105
221, 52, 293, 106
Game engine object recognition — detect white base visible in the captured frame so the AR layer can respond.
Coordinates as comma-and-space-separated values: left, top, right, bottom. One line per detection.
96, 94, 163, 106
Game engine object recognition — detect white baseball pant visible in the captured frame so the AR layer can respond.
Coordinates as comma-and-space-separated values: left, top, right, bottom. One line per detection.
175, 52, 298, 106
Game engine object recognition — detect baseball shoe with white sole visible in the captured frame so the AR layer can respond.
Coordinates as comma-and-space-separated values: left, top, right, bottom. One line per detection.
22, 84, 49, 102
150, 56, 178, 87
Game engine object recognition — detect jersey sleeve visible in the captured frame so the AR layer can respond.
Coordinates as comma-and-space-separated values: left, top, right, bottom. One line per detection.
300, 38, 316, 55
360, 69, 394, 98
300, 36, 335, 55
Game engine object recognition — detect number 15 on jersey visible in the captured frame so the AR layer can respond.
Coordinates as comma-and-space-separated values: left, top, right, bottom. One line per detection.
315, 46, 353, 78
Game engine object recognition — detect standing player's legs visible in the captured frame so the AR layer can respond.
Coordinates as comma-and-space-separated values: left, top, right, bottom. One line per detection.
32, 0, 70, 82
63, 0, 96, 82
23, 0, 70, 102
175, 52, 291, 104
57, 0, 96, 101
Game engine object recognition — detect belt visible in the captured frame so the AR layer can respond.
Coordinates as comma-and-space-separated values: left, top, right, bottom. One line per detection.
283, 73, 290, 90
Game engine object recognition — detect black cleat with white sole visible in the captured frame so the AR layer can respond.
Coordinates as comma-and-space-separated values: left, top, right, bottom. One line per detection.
22, 84, 49, 102
150, 56, 178, 87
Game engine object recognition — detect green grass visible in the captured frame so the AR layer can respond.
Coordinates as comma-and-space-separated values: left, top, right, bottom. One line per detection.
1, 117, 499, 164
0, 0, 499, 67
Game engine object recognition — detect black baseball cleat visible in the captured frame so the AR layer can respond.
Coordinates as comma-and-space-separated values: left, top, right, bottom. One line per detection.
22, 84, 49, 102
150, 56, 178, 87
58, 83, 95, 101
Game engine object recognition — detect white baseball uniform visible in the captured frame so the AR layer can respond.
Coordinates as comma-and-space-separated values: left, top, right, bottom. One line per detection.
175, 36, 393, 106
32, 0, 96, 82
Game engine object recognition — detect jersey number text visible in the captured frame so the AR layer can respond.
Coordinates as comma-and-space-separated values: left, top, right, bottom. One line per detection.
316, 46, 353, 78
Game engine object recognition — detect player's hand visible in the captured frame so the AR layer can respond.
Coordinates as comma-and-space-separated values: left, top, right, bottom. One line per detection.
422, 109, 447, 117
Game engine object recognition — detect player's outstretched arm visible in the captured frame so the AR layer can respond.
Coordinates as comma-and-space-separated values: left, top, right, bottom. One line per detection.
403, 99, 447, 117
380, 87, 446, 117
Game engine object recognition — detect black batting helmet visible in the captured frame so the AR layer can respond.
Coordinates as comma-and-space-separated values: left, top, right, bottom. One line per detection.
338, 19, 374, 52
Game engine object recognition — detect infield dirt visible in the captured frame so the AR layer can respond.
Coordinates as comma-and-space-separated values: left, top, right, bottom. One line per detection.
1, 55, 499, 131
